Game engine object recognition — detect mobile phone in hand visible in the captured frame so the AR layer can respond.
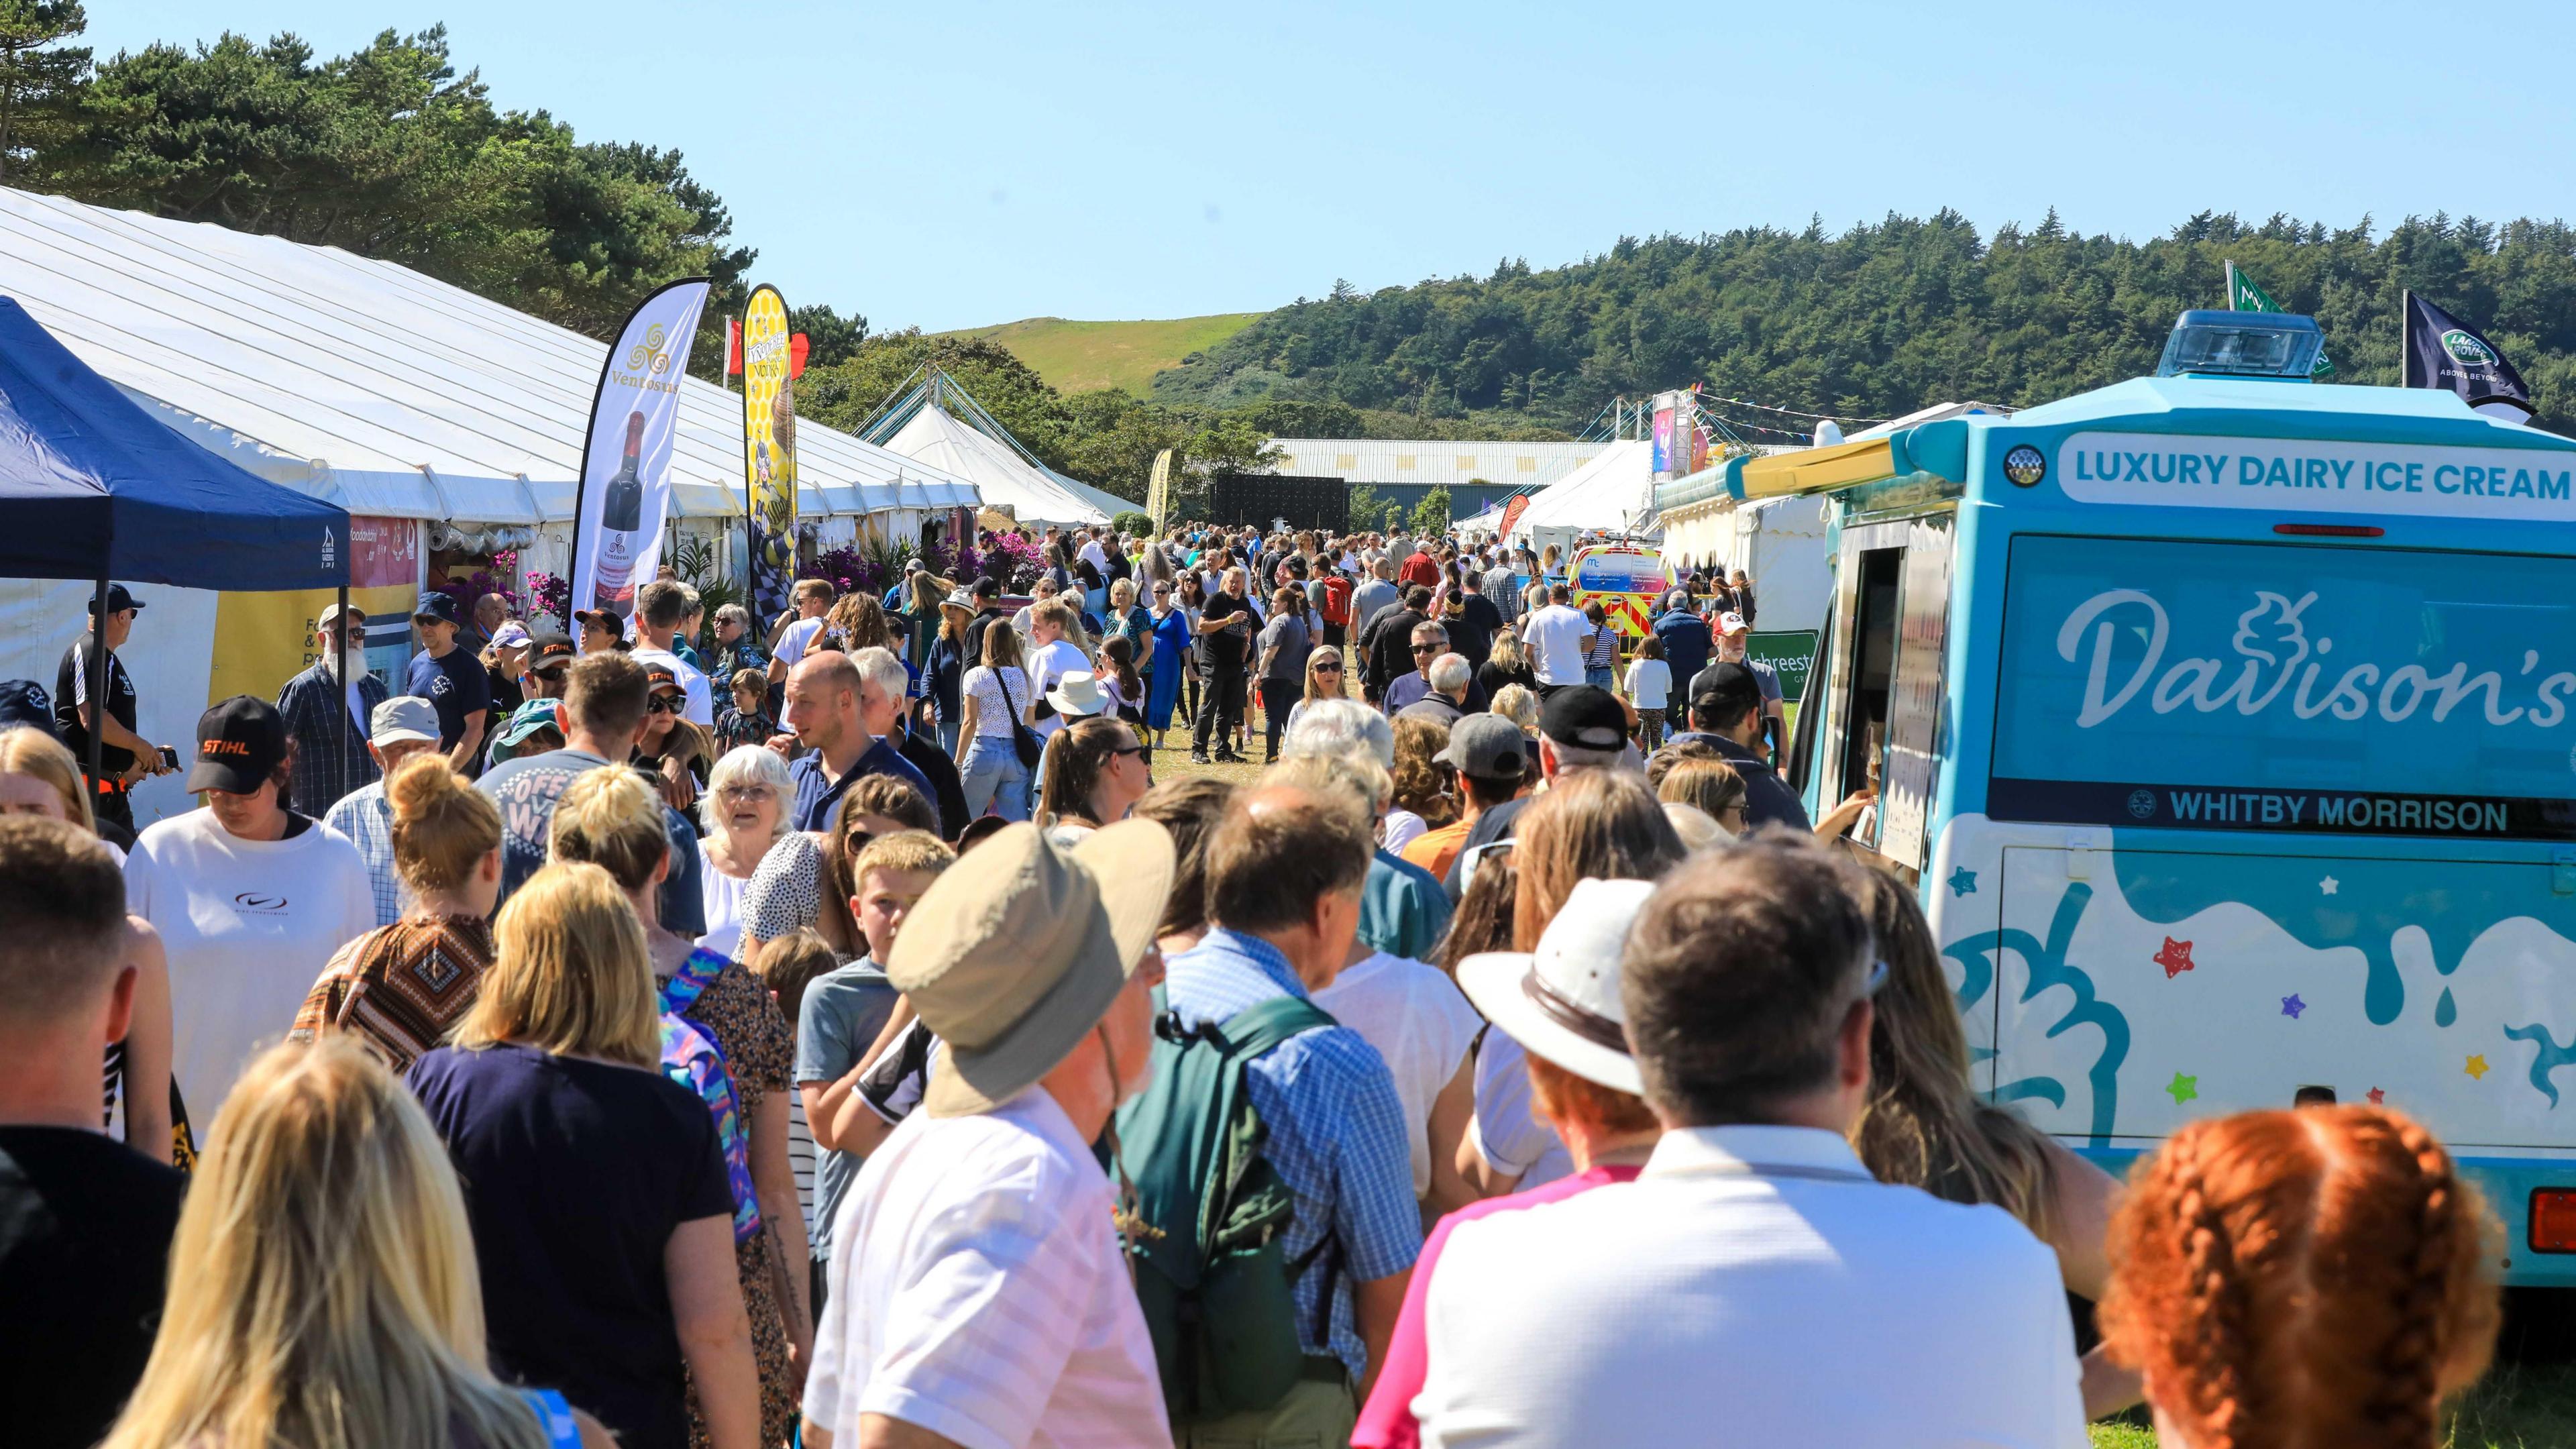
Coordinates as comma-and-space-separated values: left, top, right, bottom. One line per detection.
157, 746, 180, 770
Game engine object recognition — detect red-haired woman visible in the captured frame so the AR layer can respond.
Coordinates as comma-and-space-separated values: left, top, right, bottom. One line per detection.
2099, 1106, 2500, 1449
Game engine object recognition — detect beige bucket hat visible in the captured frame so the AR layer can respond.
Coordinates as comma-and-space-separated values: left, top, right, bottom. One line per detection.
887, 818, 1175, 1117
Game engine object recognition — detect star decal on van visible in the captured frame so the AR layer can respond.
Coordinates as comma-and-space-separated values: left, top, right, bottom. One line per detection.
2367, 1087, 2385, 1105
2165, 1072, 2198, 1105
1947, 867, 1978, 898
2465, 1055, 2491, 1081
2154, 936, 2195, 979
2281, 994, 2306, 1019
2319, 875, 2339, 896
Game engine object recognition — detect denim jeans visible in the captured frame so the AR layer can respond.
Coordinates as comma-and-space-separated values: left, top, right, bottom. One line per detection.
938, 716, 962, 759
958, 736, 1030, 822
1586, 664, 1616, 690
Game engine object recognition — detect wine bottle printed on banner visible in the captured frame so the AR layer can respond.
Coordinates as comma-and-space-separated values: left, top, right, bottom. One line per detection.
594, 410, 646, 615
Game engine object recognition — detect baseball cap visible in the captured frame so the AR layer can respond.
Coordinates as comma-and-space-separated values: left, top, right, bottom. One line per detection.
572, 607, 620, 633
1537, 684, 1628, 751
411, 592, 461, 626
1690, 661, 1764, 719
1715, 611, 1748, 635
1434, 712, 1527, 781
87, 584, 146, 616
317, 601, 365, 630
370, 695, 440, 747
644, 661, 682, 694
488, 621, 531, 651
527, 632, 576, 670
187, 695, 290, 794
491, 698, 566, 759
0, 680, 59, 741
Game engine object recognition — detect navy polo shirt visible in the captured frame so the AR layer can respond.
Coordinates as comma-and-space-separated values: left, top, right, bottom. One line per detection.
789, 737, 936, 832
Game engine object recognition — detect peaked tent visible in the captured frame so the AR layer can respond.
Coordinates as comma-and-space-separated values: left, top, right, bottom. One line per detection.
1505, 439, 1656, 557
880, 404, 1112, 529
864, 367, 1138, 529
0, 296, 352, 792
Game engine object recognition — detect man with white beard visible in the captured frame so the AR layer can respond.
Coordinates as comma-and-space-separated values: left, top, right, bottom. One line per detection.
274, 601, 389, 815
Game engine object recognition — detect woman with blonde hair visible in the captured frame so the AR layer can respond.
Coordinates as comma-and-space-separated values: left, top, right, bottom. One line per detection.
696, 745, 792, 961
101, 1038, 617, 1449
0, 725, 175, 1159
291, 755, 503, 1072
1654, 755, 1748, 837
1847, 865, 2135, 1417
547, 769, 804, 1449
2100, 1106, 2499, 1448
1489, 682, 1539, 737
410, 863, 758, 1449
1281, 643, 1346, 738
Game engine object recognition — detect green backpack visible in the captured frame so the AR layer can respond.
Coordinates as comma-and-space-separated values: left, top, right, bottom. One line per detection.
1108, 990, 1339, 1422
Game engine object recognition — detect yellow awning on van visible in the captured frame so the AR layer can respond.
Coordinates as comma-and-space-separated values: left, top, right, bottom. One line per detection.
1730, 437, 1898, 500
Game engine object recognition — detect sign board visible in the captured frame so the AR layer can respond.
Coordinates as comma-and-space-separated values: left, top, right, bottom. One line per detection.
1746, 629, 1817, 702
2054, 430, 2576, 522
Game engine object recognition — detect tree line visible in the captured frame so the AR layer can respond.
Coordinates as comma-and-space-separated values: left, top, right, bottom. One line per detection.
1151, 211, 2576, 435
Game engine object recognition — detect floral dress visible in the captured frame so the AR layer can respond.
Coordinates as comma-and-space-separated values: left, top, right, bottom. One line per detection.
662, 948, 798, 1449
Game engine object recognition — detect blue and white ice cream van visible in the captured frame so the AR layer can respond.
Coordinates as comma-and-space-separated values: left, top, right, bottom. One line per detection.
1725, 311, 2576, 1284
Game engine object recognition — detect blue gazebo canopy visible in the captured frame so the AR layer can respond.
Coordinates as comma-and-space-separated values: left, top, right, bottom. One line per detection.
0, 295, 348, 590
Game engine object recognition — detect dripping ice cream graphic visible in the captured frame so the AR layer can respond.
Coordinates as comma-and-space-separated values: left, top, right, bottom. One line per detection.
2057, 588, 2576, 733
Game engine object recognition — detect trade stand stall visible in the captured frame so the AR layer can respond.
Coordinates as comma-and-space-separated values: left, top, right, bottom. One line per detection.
0, 298, 352, 828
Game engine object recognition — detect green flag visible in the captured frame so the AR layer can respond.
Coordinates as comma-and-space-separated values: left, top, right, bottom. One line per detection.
2225, 261, 2335, 378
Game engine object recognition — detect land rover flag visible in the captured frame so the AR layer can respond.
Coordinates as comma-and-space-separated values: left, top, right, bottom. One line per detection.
2403, 291, 2534, 422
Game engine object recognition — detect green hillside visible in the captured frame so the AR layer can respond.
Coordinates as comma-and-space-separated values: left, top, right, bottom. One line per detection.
936, 314, 1263, 396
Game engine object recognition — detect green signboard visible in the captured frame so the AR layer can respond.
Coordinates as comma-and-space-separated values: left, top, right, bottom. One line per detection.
1747, 629, 1817, 703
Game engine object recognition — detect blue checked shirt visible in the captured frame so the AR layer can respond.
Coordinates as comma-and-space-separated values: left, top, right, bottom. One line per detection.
1161, 928, 1422, 1382
323, 780, 406, 928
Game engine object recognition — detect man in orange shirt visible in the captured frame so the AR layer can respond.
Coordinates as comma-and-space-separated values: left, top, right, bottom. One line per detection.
1402, 713, 1526, 881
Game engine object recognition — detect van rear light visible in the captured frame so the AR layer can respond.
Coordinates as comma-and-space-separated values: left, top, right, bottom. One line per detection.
2273, 523, 2384, 537
2532, 1189, 2576, 1252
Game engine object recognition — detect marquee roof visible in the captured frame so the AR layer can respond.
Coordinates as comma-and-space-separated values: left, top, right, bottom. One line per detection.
0, 186, 978, 525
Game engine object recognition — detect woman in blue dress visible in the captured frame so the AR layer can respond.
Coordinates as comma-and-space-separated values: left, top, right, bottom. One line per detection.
1146, 577, 1191, 750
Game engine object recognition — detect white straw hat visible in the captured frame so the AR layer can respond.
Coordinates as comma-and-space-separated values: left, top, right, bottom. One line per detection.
1455, 877, 1656, 1093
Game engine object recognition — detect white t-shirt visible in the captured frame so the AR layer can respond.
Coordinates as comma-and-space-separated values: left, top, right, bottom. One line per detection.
961, 665, 1031, 740
805, 1087, 1170, 1449
1624, 657, 1672, 710
1381, 808, 1428, 856
1521, 604, 1594, 686
1314, 951, 1483, 1197
774, 616, 826, 671
124, 809, 375, 1124
1415, 1126, 2088, 1449
1026, 639, 1089, 740
1470, 1032, 1573, 1191
630, 644, 714, 727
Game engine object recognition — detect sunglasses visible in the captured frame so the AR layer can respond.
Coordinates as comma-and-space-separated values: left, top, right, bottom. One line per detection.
1411, 643, 1442, 654
533, 665, 568, 682
1109, 743, 1148, 760
1314, 663, 1342, 674
646, 694, 680, 714
325, 626, 366, 643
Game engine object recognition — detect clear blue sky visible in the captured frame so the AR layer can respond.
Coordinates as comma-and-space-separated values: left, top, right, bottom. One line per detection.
87, 1, 2576, 334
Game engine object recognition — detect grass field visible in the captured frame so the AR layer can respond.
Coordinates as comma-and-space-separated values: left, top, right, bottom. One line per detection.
934, 313, 1263, 396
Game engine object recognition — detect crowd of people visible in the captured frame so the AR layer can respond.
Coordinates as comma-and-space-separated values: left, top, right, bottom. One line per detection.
0, 517, 2513, 1449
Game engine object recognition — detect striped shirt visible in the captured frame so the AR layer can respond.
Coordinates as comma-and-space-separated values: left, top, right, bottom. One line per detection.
1163, 928, 1423, 1381
804, 1087, 1169, 1448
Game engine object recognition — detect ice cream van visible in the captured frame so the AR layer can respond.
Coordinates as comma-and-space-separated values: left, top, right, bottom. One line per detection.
1727, 309, 2576, 1283
1566, 542, 1670, 643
